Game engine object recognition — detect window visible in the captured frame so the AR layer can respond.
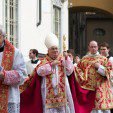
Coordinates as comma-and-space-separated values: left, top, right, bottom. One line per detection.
53, 6, 61, 39
5, 0, 18, 47
93, 28, 106, 37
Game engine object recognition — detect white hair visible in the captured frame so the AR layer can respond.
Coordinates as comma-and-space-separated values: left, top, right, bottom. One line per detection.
0, 25, 6, 37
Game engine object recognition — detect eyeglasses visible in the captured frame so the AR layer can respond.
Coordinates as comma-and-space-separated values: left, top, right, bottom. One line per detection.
89, 46, 97, 48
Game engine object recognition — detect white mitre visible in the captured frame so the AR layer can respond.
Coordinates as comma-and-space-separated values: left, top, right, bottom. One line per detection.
45, 33, 59, 49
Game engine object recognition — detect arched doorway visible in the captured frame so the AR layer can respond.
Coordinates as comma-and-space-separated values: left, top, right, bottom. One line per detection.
69, 6, 113, 56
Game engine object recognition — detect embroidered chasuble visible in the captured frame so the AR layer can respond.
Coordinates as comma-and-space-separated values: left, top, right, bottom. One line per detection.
75, 54, 113, 110
0, 39, 14, 113
39, 55, 67, 108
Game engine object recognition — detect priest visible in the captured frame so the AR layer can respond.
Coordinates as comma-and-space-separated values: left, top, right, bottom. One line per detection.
20, 33, 75, 113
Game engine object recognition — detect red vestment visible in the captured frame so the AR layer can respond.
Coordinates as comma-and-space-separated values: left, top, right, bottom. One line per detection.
68, 72, 96, 113
20, 69, 95, 113
20, 69, 43, 113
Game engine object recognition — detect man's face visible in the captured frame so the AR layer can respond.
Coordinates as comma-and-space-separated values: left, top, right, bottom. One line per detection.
88, 41, 98, 54
74, 56, 80, 63
48, 46, 59, 60
100, 46, 109, 57
29, 50, 35, 59
68, 53, 73, 61
0, 31, 4, 46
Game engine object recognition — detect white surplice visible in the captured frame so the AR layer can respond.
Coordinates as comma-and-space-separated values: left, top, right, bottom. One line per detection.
0, 48, 27, 113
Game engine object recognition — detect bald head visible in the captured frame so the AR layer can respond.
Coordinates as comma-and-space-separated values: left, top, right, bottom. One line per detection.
89, 41, 98, 46
88, 40, 98, 54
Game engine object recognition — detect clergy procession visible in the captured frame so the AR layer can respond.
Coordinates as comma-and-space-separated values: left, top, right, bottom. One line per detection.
0, 25, 113, 113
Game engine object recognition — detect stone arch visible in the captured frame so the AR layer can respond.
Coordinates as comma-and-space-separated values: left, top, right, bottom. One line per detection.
69, 6, 113, 17
69, 0, 113, 16
69, 5, 113, 56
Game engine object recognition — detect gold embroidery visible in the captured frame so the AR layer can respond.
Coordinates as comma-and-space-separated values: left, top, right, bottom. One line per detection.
75, 55, 113, 109
41, 55, 67, 108
0, 39, 15, 113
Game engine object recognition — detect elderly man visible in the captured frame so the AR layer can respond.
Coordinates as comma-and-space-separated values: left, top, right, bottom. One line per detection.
20, 33, 75, 113
0, 25, 27, 113
75, 41, 113, 113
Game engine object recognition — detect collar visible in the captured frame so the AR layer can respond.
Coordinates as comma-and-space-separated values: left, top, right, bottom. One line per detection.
88, 51, 100, 57
31, 59, 39, 64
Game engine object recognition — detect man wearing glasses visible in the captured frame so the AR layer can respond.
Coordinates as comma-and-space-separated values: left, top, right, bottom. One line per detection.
74, 41, 113, 113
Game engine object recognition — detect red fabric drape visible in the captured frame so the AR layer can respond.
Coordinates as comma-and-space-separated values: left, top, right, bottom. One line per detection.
20, 70, 43, 113
20, 71, 96, 113
68, 72, 96, 113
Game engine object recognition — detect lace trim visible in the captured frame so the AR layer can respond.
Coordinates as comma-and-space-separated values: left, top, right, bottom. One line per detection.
8, 103, 20, 113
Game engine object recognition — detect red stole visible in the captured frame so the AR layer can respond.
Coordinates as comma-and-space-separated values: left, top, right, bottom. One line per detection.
0, 39, 14, 113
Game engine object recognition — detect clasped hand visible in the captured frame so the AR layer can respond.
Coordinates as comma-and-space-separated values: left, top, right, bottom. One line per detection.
51, 60, 60, 66
93, 62, 100, 70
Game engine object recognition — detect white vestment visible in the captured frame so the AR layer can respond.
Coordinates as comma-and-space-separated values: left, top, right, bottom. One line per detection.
26, 60, 41, 75
0, 48, 27, 113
